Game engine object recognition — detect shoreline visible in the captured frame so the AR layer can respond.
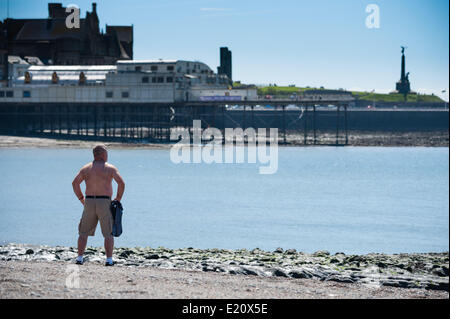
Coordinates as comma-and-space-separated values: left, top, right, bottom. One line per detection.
1, 243, 448, 298
0, 132, 448, 149
0, 135, 170, 149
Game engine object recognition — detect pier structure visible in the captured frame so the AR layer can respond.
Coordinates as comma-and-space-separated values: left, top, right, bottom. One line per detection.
0, 98, 350, 145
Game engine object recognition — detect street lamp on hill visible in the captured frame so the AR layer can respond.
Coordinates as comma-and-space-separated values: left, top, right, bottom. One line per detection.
442, 90, 447, 109
371, 89, 375, 109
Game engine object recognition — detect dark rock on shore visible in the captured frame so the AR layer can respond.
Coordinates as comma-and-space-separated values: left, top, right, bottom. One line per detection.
288, 269, 314, 279
313, 250, 330, 257
272, 268, 288, 277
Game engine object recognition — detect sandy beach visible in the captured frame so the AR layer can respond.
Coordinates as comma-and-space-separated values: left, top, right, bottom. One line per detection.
0, 244, 448, 299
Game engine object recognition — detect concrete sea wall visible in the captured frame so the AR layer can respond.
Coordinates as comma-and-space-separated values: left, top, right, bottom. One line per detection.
225, 109, 449, 132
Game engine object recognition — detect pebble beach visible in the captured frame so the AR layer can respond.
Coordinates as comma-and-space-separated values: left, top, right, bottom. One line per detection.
1, 244, 448, 299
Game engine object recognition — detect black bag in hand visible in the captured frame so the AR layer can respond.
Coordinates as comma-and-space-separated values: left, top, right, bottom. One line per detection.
110, 200, 123, 237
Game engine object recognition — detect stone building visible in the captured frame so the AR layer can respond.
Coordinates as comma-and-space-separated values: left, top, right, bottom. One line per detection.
217, 47, 232, 84
0, 2, 133, 81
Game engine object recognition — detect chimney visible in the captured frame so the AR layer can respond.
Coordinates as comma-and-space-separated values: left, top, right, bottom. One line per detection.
48, 3, 64, 18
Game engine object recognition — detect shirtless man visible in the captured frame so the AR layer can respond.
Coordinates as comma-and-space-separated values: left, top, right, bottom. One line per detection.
72, 144, 125, 266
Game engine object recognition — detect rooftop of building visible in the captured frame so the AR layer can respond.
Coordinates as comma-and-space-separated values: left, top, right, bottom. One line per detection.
116, 60, 179, 65
27, 65, 116, 71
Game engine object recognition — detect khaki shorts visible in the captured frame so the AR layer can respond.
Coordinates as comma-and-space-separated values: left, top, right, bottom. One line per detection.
78, 198, 113, 238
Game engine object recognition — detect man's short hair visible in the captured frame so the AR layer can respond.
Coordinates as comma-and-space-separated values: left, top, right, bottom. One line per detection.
93, 144, 107, 157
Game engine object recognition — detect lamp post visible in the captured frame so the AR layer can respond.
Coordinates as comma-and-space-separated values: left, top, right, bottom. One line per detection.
371, 89, 375, 109
442, 90, 447, 110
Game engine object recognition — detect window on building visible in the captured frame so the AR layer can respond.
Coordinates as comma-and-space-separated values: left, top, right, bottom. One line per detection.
142, 76, 149, 83
157, 77, 164, 83
166, 77, 173, 83
135, 66, 142, 72
167, 66, 174, 71
106, 91, 113, 98
23, 91, 31, 98
0, 91, 4, 98
6, 91, 13, 98
122, 91, 129, 98
152, 77, 157, 83
151, 66, 158, 71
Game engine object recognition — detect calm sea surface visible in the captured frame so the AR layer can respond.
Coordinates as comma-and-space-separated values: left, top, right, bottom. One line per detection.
0, 147, 448, 254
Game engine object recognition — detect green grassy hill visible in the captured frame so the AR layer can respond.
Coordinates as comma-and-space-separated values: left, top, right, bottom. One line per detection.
237, 83, 444, 103
351, 91, 443, 103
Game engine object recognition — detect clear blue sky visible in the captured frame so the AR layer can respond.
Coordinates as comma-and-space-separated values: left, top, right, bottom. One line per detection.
1, 0, 449, 100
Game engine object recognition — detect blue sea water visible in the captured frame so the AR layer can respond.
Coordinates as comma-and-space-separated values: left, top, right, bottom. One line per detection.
0, 146, 448, 254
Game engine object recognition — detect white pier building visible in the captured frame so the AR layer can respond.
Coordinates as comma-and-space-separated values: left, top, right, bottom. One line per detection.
1, 58, 257, 104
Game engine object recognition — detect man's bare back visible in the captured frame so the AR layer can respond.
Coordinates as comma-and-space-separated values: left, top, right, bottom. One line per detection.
72, 145, 125, 205
80, 161, 118, 198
